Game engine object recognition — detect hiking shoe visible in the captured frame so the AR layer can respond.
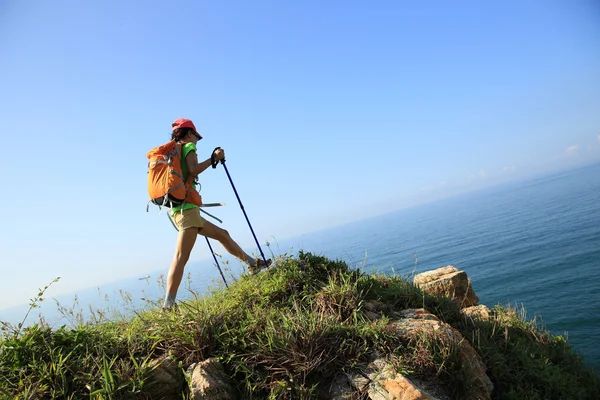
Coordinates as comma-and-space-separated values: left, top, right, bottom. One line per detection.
161, 303, 179, 313
248, 258, 272, 275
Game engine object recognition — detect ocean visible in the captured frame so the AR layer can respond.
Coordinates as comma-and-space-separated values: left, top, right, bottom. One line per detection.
2, 162, 599, 372
286, 162, 600, 372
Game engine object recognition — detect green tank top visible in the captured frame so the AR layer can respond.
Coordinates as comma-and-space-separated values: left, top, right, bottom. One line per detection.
172, 142, 199, 213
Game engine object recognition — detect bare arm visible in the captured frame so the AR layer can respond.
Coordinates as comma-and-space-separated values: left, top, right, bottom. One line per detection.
185, 148, 225, 179
186, 151, 211, 178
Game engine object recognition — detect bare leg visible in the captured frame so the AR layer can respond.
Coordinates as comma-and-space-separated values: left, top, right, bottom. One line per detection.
166, 227, 199, 298
198, 220, 251, 263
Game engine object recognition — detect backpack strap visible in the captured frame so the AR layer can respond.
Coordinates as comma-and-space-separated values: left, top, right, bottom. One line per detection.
200, 208, 222, 224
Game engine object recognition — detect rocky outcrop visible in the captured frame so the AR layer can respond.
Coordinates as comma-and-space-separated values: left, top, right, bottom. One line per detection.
325, 303, 493, 399
413, 266, 479, 308
391, 309, 494, 400
327, 358, 445, 400
145, 266, 492, 399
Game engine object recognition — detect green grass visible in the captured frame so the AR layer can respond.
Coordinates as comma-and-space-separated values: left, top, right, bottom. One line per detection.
1, 251, 598, 399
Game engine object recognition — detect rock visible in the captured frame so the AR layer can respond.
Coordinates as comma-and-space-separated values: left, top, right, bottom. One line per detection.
368, 365, 440, 400
413, 266, 479, 308
364, 300, 387, 313
340, 355, 444, 400
189, 358, 239, 399
327, 373, 356, 399
462, 305, 493, 321
347, 369, 371, 392
392, 309, 493, 400
145, 355, 184, 400
381, 375, 439, 400
363, 300, 387, 321
395, 309, 438, 321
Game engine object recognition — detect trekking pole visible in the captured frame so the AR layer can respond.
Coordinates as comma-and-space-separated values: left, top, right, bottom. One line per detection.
212, 148, 269, 268
205, 237, 228, 288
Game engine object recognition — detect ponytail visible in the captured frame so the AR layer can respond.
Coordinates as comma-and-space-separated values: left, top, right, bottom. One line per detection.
171, 127, 193, 141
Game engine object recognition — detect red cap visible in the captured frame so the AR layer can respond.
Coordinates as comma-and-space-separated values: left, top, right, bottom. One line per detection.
172, 118, 202, 139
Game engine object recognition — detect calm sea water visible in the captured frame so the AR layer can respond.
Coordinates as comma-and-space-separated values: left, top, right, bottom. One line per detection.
3, 163, 599, 372
287, 162, 600, 372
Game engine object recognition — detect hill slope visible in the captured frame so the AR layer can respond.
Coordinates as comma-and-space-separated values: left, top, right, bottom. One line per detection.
1, 252, 598, 399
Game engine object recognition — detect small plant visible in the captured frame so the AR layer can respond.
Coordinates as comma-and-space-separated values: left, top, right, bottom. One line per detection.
0, 277, 60, 336
411, 253, 419, 277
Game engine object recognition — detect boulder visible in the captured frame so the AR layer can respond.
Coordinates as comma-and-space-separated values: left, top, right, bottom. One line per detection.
341, 356, 444, 400
188, 358, 239, 399
462, 305, 493, 321
392, 308, 493, 400
368, 363, 440, 400
145, 355, 184, 400
413, 266, 479, 308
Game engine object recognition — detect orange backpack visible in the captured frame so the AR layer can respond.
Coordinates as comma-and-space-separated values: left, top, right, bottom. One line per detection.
146, 141, 202, 208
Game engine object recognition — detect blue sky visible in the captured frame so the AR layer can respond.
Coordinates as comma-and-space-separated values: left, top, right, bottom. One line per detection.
1, 0, 599, 310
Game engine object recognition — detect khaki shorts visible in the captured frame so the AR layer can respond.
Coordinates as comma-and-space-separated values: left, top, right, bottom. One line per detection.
172, 207, 205, 231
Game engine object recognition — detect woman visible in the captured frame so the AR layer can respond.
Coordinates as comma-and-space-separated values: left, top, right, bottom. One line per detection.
163, 118, 269, 310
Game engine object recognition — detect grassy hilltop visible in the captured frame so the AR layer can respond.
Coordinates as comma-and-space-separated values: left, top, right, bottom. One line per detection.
1, 252, 598, 399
